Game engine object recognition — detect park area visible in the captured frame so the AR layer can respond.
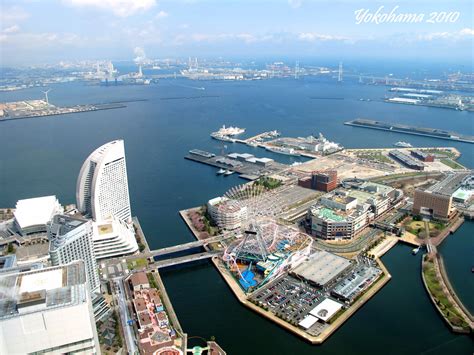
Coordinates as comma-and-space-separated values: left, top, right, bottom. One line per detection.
422, 255, 470, 331
403, 218, 445, 239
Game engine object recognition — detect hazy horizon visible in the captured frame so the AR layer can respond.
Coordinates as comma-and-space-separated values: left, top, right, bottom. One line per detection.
1, 0, 473, 66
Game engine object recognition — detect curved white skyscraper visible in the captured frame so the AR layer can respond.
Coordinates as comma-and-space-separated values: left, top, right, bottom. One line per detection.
77, 140, 132, 224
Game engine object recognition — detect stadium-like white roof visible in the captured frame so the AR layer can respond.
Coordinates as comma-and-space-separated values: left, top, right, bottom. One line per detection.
14, 196, 62, 229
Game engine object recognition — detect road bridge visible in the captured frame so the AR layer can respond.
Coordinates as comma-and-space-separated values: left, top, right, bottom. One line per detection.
108, 235, 231, 265
136, 250, 222, 271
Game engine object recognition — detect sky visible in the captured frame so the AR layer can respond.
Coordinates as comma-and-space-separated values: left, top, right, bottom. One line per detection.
0, 0, 473, 66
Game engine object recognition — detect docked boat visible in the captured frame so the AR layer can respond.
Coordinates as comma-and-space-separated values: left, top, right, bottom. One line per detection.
216, 168, 226, 175
224, 170, 234, 176
211, 132, 236, 142
412, 246, 421, 255
394, 141, 413, 148
265, 146, 300, 156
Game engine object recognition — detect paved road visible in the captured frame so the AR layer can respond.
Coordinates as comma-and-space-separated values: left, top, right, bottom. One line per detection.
113, 278, 137, 354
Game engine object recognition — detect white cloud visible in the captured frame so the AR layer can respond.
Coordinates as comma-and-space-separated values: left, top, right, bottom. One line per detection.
0, 31, 83, 46
3, 25, 20, 34
298, 32, 348, 42
156, 10, 169, 19
417, 28, 474, 41
1, 6, 30, 25
63, 0, 156, 17
288, 0, 303, 9
459, 28, 474, 36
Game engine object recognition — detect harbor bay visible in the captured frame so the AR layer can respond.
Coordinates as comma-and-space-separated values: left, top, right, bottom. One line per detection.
0, 77, 473, 354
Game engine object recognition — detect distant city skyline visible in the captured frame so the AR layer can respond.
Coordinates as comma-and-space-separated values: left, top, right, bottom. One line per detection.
1, 0, 473, 65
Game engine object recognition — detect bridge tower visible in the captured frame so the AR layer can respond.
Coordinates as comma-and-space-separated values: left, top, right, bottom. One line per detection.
338, 61, 343, 82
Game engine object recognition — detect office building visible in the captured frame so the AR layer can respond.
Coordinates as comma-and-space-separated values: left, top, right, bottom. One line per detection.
76, 140, 132, 224
413, 189, 454, 220
0, 261, 101, 354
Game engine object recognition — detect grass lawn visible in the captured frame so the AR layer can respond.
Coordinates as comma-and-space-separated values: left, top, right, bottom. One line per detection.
424, 149, 457, 159
440, 158, 464, 170
127, 258, 148, 270
404, 219, 444, 238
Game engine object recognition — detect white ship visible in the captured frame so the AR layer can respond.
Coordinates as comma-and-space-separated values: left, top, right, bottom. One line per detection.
217, 168, 226, 175
213, 125, 246, 136
265, 146, 300, 156
211, 132, 236, 142
224, 169, 234, 176
394, 141, 413, 148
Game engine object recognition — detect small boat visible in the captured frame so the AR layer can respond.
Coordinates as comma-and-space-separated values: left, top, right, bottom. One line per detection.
412, 246, 421, 255
224, 170, 234, 176
216, 168, 226, 175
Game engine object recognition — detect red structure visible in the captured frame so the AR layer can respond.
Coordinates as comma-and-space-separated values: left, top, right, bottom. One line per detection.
311, 170, 338, 192
298, 176, 312, 189
410, 150, 435, 162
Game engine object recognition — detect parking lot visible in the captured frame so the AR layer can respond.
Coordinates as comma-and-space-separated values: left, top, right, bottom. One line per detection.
250, 274, 326, 326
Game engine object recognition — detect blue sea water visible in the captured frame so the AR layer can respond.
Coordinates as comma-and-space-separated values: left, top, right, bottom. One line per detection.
0, 76, 472, 354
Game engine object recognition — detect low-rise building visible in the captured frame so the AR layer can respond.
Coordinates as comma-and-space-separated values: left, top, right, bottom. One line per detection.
128, 271, 150, 291
13, 196, 63, 236
308, 183, 398, 240
311, 170, 338, 192
389, 150, 425, 170
410, 149, 435, 162
92, 216, 139, 259
207, 197, 248, 230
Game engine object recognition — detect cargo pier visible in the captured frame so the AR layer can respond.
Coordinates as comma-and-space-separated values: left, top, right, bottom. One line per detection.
345, 119, 474, 144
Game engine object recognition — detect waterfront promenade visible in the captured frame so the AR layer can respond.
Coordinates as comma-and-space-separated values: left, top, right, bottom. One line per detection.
421, 252, 473, 333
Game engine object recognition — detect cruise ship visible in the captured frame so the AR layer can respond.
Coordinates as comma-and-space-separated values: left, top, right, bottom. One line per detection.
266, 146, 300, 156
211, 132, 236, 142
394, 141, 413, 148
213, 125, 246, 136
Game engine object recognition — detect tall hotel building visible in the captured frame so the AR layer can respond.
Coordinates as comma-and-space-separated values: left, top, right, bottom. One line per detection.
76, 140, 138, 259
77, 140, 131, 224
48, 215, 100, 294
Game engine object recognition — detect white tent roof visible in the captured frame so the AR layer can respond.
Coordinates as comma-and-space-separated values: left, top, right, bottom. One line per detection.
14, 196, 61, 229
298, 315, 318, 329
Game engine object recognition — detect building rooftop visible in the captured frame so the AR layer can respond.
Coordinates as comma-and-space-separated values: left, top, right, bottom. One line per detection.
49, 215, 87, 237
292, 250, 352, 286
14, 196, 62, 230
129, 272, 150, 288
0, 261, 87, 320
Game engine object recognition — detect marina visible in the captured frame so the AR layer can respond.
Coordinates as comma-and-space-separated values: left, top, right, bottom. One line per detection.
345, 119, 474, 144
